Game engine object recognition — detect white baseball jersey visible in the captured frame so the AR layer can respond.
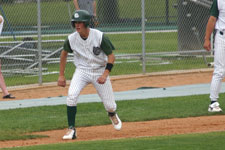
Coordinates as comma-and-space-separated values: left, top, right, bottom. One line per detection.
209, 0, 225, 101
63, 28, 117, 112
67, 29, 108, 70
0, 15, 4, 35
214, 0, 225, 31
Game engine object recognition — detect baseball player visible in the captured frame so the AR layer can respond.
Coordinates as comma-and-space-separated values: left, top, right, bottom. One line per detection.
204, 0, 224, 112
58, 10, 122, 140
0, 15, 15, 99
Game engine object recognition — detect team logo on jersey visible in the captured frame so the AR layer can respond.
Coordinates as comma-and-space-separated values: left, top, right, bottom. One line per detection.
93, 47, 101, 55
74, 13, 79, 18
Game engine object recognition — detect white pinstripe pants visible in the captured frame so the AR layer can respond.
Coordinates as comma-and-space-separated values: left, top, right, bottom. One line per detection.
210, 31, 225, 101
67, 68, 117, 112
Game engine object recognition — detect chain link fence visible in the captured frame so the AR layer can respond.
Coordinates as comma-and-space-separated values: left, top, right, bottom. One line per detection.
0, 0, 214, 88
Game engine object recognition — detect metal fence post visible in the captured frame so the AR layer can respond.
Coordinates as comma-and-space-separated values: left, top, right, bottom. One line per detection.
166, 0, 169, 25
37, 0, 42, 85
141, 0, 146, 74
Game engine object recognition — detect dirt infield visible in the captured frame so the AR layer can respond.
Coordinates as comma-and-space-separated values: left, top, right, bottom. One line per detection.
1, 115, 225, 148
1, 69, 225, 148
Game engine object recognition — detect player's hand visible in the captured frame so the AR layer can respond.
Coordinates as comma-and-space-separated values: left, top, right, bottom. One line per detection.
97, 70, 110, 84
203, 39, 211, 51
58, 76, 66, 87
97, 75, 107, 84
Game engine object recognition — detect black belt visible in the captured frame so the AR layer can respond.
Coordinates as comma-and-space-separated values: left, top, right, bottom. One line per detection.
219, 31, 224, 35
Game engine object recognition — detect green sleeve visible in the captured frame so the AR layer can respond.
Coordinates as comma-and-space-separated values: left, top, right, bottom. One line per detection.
210, 0, 219, 18
63, 38, 73, 53
100, 34, 115, 56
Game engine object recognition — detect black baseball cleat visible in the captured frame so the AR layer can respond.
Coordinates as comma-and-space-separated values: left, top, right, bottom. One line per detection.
3, 94, 15, 99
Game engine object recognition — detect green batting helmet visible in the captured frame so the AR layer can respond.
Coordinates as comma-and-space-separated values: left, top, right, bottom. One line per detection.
71, 10, 91, 28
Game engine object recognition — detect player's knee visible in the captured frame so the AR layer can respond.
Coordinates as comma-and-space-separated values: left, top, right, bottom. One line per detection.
66, 95, 78, 106
214, 68, 225, 78
105, 103, 117, 112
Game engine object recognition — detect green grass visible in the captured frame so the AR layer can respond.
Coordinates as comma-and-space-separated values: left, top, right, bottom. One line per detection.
0, 93, 224, 141
1, 0, 177, 26
118, 0, 177, 21
2, 1, 73, 26
109, 32, 178, 54
3, 132, 225, 150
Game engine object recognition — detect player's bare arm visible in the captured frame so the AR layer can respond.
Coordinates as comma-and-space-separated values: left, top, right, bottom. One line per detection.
204, 16, 217, 51
97, 53, 115, 84
58, 50, 68, 87
73, 0, 80, 10
93, 0, 97, 17
0, 16, 3, 24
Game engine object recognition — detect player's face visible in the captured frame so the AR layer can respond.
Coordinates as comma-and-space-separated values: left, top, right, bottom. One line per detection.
75, 22, 86, 33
